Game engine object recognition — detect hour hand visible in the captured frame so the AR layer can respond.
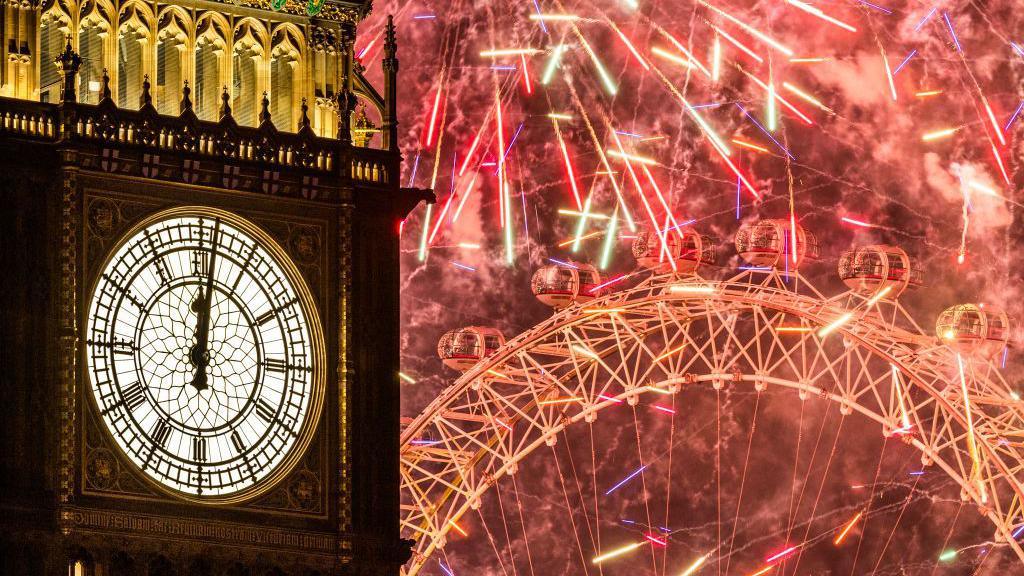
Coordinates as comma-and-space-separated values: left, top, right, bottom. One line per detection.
188, 289, 211, 391
188, 220, 220, 392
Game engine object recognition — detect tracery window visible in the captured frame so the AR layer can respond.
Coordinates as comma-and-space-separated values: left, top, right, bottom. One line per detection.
117, 22, 147, 109
78, 16, 108, 104
39, 11, 70, 100
232, 25, 265, 127
194, 34, 223, 120
270, 34, 300, 130
155, 20, 187, 115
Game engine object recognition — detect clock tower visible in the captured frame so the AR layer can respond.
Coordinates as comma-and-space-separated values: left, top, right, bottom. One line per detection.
0, 1, 430, 575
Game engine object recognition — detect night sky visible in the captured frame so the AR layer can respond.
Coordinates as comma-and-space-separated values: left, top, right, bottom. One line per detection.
358, 1, 1024, 573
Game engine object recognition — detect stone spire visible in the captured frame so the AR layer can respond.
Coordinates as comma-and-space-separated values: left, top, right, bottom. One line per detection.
382, 15, 399, 151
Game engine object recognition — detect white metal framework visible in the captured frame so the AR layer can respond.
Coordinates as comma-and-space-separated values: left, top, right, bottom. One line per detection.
399, 268, 1024, 575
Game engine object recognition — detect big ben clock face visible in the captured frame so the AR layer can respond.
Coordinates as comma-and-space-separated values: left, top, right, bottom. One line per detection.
85, 207, 324, 501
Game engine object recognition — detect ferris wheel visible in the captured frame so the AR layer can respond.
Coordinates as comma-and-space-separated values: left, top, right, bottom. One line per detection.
400, 219, 1024, 575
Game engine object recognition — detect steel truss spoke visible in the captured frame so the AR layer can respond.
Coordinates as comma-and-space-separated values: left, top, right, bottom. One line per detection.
399, 272, 1024, 575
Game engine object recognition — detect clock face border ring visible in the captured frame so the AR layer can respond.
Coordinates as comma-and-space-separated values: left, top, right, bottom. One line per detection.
82, 205, 327, 506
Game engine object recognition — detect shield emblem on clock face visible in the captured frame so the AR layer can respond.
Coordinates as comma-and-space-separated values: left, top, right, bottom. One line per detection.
85, 207, 324, 502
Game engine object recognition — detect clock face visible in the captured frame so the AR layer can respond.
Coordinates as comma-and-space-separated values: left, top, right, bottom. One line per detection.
86, 208, 323, 500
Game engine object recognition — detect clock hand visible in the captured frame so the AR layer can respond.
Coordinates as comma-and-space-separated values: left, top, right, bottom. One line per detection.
189, 219, 221, 392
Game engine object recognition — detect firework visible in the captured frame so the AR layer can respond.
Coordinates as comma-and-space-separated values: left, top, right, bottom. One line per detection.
591, 541, 646, 564
834, 511, 864, 545
679, 553, 711, 576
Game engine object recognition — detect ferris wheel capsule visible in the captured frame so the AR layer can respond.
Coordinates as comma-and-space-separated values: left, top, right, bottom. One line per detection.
935, 304, 1010, 356
734, 219, 819, 269
631, 227, 716, 273
437, 326, 506, 371
531, 261, 601, 308
838, 245, 922, 298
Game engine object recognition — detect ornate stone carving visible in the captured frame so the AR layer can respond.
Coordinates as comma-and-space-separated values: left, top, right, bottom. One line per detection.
337, 204, 352, 533
286, 470, 321, 512
248, 431, 326, 515
86, 197, 119, 238
62, 507, 336, 552
290, 224, 321, 264
83, 194, 161, 281
84, 448, 118, 491
59, 163, 79, 511
310, 25, 339, 53
83, 410, 156, 497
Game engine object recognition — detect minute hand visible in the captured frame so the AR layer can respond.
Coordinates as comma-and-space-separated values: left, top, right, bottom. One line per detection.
190, 219, 220, 391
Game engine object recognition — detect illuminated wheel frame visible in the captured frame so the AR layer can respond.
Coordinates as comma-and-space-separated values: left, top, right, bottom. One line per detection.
399, 269, 1024, 575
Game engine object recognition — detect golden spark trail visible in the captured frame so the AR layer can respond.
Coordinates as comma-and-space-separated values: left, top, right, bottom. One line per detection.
563, 78, 637, 230
655, 27, 712, 75
739, 67, 814, 124
607, 18, 650, 70
922, 127, 959, 141
608, 129, 677, 271
698, 1, 794, 56
818, 312, 853, 337
882, 49, 898, 101
709, 23, 764, 63
957, 353, 987, 503
541, 44, 568, 85
782, 81, 835, 114
865, 285, 893, 306
732, 138, 770, 153
891, 364, 911, 430
679, 553, 711, 576
571, 25, 617, 95
652, 47, 698, 70
784, 0, 857, 32
834, 511, 864, 545
592, 541, 646, 564
711, 34, 722, 81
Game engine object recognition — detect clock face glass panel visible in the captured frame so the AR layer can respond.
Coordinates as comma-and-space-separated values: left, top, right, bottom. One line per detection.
86, 209, 322, 499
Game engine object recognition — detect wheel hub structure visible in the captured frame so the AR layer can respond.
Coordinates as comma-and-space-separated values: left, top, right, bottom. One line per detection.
399, 269, 1024, 574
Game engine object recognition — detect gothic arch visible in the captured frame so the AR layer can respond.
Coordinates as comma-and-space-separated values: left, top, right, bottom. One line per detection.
232, 17, 270, 54
194, 11, 230, 120
155, 6, 192, 114
231, 19, 269, 126
117, 0, 155, 31
77, 0, 115, 104
269, 24, 305, 131
116, 3, 154, 109
39, 3, 73, 97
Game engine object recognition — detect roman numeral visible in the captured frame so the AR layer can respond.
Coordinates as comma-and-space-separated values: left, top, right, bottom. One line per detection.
122, 382, 146, 411
155, 259, 170, 283
191, 250, 209, 277
106, 277, 144, 309
230, 430, 246, 453
112, 338, 136, 355
256, 399, 276, 423
255, 309, 276, 326
150, 418, 170, 447
144, 230, 169, 283
232, 245, 256, 291
87, 339, 136, 355
264, 358, 287, 373
193, 436, 207, 463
